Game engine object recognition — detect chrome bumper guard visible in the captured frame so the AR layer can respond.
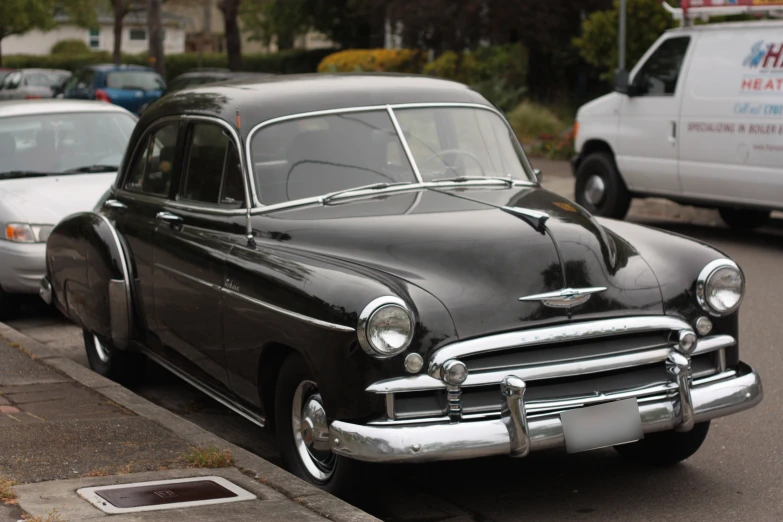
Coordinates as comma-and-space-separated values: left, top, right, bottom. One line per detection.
39, 276, 53, 305
329, 363, 762, 463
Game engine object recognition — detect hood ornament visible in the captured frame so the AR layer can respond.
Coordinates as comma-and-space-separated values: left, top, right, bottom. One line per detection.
519, 287, 607, 309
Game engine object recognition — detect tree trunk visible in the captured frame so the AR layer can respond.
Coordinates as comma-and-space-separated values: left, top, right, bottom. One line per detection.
0, 38, 3, 68
220, 0, 242, 70
113, 1, 125, 65
148, 0, 165, 77
276, 32, 295, 51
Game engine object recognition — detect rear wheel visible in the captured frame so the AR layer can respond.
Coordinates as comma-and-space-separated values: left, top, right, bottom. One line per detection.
83, 330, 146, 386
718, 207, 770, 229
274, 354, 359, 496
0, 287, 20, 320
614, 421, 710, 465
575, 152, 631, 219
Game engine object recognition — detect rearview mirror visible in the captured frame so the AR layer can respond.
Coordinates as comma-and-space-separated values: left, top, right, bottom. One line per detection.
613, 69, 629, 95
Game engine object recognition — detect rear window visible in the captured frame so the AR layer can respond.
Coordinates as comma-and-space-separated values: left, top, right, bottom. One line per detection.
106, 71, 164, 91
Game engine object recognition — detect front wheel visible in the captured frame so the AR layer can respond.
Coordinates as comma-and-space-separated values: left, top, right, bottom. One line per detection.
718, 207, 770, 229
274, 354, 359, 496
83, 330, 146, 386
575, 152, 631, 219
614, 421, 710, 465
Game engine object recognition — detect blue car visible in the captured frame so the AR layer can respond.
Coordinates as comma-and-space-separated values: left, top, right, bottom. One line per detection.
61, 64, 165, 115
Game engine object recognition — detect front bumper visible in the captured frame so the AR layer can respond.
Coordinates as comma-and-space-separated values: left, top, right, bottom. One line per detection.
0, 241, 46, 294
329, 362, 762, 463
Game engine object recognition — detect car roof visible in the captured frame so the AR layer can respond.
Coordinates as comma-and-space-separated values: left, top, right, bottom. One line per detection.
84, 64, 157, 72
667, 19, 783, 34
15, 68, 70, 75
0, 99, 135, 118
142, 73, 489, 137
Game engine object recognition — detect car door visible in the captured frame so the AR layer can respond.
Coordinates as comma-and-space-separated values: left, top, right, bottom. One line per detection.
616, 35, 692, 196
152, 120, 248, 388
106, 120, 182, 337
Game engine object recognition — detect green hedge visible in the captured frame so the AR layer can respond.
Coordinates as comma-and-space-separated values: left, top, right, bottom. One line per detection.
3, 48, 336, 81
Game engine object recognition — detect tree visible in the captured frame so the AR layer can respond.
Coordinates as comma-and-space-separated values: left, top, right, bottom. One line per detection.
309, 0, 386, 49
219, 0, 242, 70
0, 0, 57, 65
241, 0, 311, 51
148, 0, 165, 77
573, 0, 676, 80
110, 0, 143, 65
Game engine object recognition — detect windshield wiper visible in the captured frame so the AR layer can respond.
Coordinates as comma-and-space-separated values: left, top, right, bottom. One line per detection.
321, 182, 413, 204
63, 164, 119, 174
0, 171, 49, 180
432, 176, 516, 186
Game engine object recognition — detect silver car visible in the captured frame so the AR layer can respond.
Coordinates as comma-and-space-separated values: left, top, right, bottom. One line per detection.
0, 100, 137, 317
0, 69, 71, 100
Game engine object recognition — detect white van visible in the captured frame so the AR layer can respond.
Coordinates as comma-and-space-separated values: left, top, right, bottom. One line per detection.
573, 20, 783, 228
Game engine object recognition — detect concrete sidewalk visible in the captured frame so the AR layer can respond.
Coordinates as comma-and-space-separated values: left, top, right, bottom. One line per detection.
0, 325, 378, 521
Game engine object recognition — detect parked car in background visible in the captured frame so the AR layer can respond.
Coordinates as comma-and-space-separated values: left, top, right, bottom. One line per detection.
43, 75, 762, 494
574, 19, 783, 229
0, 69, 14, 83
0, 69, 71, 100
62, 64, 165, 115
165, 68, 273, 94
0, 100, 137, 317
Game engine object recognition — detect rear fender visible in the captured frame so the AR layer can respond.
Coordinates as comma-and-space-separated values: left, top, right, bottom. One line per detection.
46, 212, 132, 350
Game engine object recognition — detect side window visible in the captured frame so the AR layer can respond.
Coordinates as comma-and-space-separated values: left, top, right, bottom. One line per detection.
3, 72, 21, 90
124, 123, 179, 197
77, 69, 95, 89
632, 37, 691, 96
63, 74, 79, 93
180, 123, 244, 207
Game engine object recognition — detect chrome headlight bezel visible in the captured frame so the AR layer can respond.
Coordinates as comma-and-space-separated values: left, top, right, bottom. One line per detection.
696, 259, 745, 317
357, 296, 414, 358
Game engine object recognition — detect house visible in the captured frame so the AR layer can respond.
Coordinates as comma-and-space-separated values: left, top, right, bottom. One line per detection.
2, 10, 189, 56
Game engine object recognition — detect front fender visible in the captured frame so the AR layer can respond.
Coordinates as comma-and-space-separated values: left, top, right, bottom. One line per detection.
46, 212, 133, 349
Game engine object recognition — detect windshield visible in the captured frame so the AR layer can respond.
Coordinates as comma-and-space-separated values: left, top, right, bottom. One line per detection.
249, 106, 532, 205
106, 71, 164, 91
0, 112, 136, 178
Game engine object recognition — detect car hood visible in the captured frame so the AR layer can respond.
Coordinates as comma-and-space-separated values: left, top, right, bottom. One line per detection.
257, 186, 663, 340
0, 173, 116, 224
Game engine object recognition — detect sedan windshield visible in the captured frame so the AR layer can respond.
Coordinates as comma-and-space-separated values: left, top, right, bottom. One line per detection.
0, 112, 136, 177
250, 106, 533, 205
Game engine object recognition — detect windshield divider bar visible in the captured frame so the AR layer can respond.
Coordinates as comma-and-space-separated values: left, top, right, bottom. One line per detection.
387, 105, 423, 184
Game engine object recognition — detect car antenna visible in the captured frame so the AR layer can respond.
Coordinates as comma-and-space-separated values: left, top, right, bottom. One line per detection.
236, 107, 256, 248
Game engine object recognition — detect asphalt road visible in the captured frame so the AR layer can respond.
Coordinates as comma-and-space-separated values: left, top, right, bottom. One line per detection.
7, 163, 783, 521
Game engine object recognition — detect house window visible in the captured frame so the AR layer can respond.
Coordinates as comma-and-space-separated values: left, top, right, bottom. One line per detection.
129, 29, 146, 41
89, 29, 100, 49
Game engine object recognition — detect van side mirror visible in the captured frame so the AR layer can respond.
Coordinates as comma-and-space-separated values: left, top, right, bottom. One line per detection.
613, 69, 629, 95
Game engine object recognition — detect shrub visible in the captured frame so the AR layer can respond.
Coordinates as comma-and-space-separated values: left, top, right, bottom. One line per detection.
507, 101, 568, 143
317, 49, 423, 73
471, 78, 527, 112
422, 51, 479, 84
51, 39, 91, 55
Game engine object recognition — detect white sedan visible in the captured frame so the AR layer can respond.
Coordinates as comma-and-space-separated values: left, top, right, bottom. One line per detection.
0, 100, 136, 317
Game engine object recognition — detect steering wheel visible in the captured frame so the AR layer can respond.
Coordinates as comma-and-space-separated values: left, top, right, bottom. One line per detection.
419, 149, 486, 177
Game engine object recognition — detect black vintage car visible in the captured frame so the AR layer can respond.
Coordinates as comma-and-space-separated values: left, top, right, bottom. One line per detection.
41, 74, 762, 492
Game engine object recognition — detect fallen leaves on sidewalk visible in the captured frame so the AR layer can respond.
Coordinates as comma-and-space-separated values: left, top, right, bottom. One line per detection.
183, 446, 235, 468
0, 477, 17, 505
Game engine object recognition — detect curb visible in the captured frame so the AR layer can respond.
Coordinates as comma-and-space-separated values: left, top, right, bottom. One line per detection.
0, 322, 379, 522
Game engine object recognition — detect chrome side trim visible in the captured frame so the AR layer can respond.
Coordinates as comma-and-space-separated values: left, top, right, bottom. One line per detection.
519, 287, 607, 309
692, 334, 736, 356
39, 276, 52, 305
108, 279, 129, 350
143, 349, 265, 428
428, 316, 691, 379
96, 214, 132, 348
368, 346, 674, 393
221, 287, 355, 333
155, 263, 222, 291
387, 105, 423, 183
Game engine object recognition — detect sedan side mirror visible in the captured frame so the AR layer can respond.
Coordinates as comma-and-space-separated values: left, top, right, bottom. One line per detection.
533, 169, 543, 182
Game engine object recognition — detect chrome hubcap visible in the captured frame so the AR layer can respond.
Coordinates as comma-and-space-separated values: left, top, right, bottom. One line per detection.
93, 335, 110, 364
292, 381, 335, 481
584, 175, 606, 206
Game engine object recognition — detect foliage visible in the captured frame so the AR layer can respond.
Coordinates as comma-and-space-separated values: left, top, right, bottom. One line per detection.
0, 478, 16, 505
218, 0, 243, 70
0, 0, 56, 65
317, 48, 423, 73
241, 0, 312, 50
4, 48, 335, 81
51, 38, 90, 55
528, 128, 576, 160
507, 101, 569, 143
423, 51, 479, 84
472, 78, 527, 113
183, 446, 235, 468
573, 0, 676, 80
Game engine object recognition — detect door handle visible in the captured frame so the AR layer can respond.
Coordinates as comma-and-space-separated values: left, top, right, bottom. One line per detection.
104, 199, 127, 209
668, 121, 677, 145
156, 211, 183, 224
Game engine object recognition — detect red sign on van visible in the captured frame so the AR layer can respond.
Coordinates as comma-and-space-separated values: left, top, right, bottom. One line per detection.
742, 40, 783, 93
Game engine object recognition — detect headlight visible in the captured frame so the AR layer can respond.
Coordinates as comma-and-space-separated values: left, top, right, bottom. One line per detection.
697, 260, 744, 316
358, 296, 414, 358
4, 224, 53, 243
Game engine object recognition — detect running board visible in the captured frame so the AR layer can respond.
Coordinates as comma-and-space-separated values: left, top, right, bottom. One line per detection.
143, 349, 266, 428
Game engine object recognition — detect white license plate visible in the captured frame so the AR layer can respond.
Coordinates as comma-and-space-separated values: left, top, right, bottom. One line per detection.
560, 399, 644, 454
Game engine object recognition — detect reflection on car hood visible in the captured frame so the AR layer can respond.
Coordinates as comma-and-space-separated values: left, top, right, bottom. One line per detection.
0, 173, 116, 224
257, 186, 664, 340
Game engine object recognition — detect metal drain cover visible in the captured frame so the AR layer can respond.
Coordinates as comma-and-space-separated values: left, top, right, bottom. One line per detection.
78, 476, 256, 514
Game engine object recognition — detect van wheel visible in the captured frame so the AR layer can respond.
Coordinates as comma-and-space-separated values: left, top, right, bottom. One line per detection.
575, 152, 631, 219
83, 330, 146, 386
718, 208, 770, 229
614, 421, 710, 465
274, 354, 360, 497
